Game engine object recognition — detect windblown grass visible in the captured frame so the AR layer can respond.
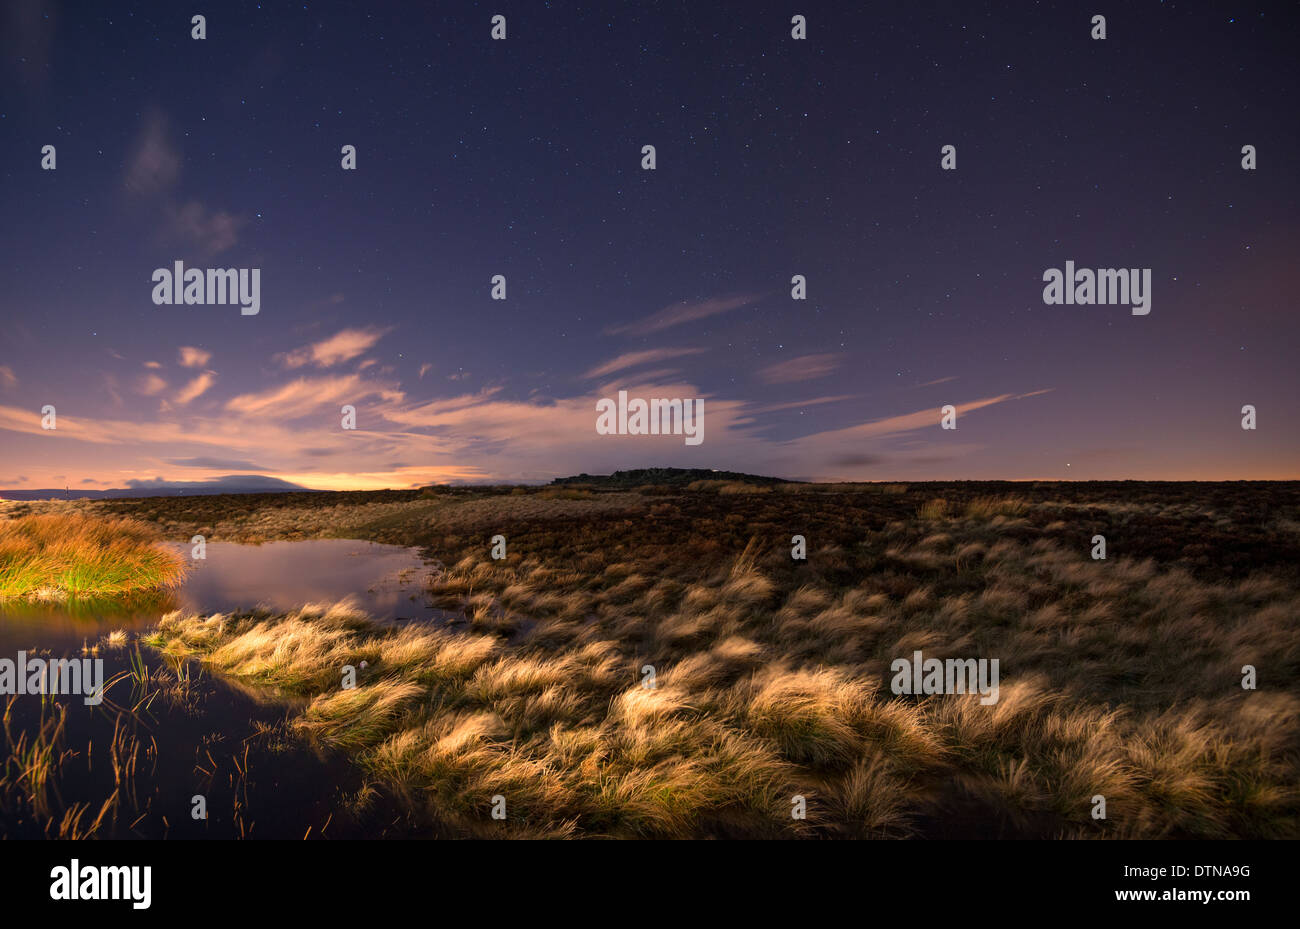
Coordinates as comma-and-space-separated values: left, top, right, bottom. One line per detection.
148, 518, 1300, 838
30, 479, 1298, 838
149, 598, 910, 838
0, 513, 185, 600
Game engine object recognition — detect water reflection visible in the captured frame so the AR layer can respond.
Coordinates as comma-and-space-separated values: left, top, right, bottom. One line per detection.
0, 539, 445, 839
170, 538, 439, 621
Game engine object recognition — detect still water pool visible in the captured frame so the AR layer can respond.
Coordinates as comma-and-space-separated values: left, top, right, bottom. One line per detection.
0, 540, 450, 839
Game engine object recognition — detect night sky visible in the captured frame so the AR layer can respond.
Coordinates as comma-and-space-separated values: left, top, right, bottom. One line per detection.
2, 1, 1297, 492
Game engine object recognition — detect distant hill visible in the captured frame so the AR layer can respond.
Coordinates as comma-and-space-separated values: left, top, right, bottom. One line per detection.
551, 468, 797, 488
0, 475, 312, 501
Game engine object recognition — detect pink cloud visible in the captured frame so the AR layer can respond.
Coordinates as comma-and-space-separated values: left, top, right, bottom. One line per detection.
178, 346, 211, 368
139, 374, 168, 396
604, 294, 762, 336
757, 353, 844, 384
175, 371, 216, 405
225, 374, 383, 419
278, 328, 392, 369
582, 347, 708, 380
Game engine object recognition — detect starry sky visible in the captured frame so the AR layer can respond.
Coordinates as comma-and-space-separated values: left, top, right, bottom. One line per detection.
1, 0, 1297, 492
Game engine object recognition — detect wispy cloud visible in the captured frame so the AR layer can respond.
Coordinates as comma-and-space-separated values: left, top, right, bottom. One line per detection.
742, 394, 855, 415
123, 110, 180, 197
0, 366, 16, 391
138, 374, 168, 396
582, 347, 708, 380
605, 294, 762, 336
0, 376, 1056, 489
757, 353, 843, 384
278, 327, 392, 369
163, 201, 243, 255
0, 296, 1054, 493
178, 346, 211, 368
165, 201, 244, 256
225, 374, 389, 419
790, 390, 1053, 447
175, 371, 216, 405
123, 111, 244, 255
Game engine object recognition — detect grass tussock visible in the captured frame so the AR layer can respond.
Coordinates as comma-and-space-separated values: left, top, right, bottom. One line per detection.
150, 583, 932, 837
964, 495, 1028, 519
0, 513, 185, 600
42, 478, 1296, 839
918, 498, 948, 520
150, 513, 1300, 838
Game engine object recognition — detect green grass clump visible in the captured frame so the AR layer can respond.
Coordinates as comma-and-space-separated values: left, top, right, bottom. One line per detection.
0, 513, 186, 600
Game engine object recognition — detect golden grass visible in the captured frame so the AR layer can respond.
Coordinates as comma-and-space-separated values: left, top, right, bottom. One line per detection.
918, 498, 948, 520
0, 513, 185, 600
964, 495, 1028, 518
146, 516, 1300, 838
15, 479, 1282, 839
